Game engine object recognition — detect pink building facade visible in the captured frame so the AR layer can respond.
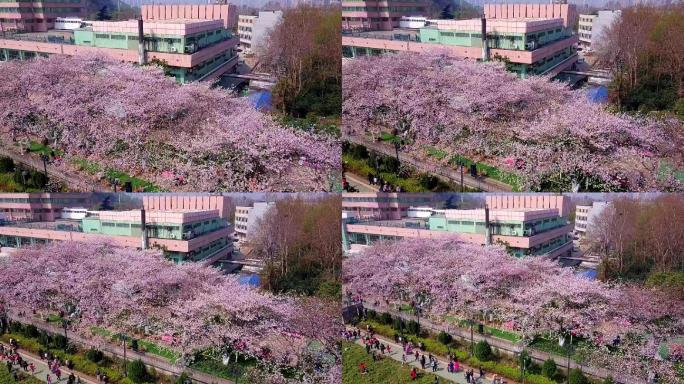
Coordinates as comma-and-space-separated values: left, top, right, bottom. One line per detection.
342, 192, 437, 220
0, 193, 91, 222
484, 3, 578, 29
142, 194, 230, 220
141, 4, 238, 30
0, 0, 87, 33
486, 194, 572, 218
342, 0, 431, 31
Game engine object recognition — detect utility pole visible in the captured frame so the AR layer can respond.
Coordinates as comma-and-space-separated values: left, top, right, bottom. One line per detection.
484, 204, 492, 246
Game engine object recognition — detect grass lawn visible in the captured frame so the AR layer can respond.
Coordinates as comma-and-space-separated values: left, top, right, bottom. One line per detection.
443, 316, 520, 343
0, 369, 44, 384
71, 157, 161, 192
190, 356, 257, 383
90, 327, 179, 363
342, 341, 453, 384
0, 172, 42, 192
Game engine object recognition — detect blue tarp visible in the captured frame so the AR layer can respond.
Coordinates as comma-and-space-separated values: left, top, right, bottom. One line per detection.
578, 269, 598, 279
587, 86, 609, 104
249, 90, 272, 111
238, 274, 261, 287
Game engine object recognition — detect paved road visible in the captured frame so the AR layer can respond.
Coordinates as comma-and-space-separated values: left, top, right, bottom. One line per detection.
8, 313, 233, 384
360, 304, 631, 384
344, 172, 379, 192
347, 327, 501, 384
2, 342, 97, 383
0, 145, 103, 191
343, 135, 513, 192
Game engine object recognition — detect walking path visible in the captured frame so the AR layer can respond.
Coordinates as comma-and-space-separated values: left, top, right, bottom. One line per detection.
361, 304, 626, 383
8, 313, 233, 384
343, 135, 513, 192
347, 327, 503, 384
2, 342, 97, 383
344, 172, 379, 192
0, 145, 103, 191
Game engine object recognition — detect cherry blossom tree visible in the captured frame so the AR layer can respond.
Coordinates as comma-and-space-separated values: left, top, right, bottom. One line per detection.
0, 241, 341, 383
0, 55, 340, 192
343, 53, 684, 192
343, 237, 684, 382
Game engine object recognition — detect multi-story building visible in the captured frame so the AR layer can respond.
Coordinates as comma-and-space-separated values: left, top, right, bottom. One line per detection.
343, 194, 573, 258
237, 15, 256, 51
0, 4, 240, 83
0, 0, 87, 33
0, 193, 233, 264
574, 201, 610, 240
0, 193, 91, 222
237, 11, 281, 54
342, 0, 430, 32
141, 4, 238, 30
342, 3, 579, 78
578, 13, 596, 48
233, 202, 275, 243
577, 10, 620, 51
342, 193, 437, 220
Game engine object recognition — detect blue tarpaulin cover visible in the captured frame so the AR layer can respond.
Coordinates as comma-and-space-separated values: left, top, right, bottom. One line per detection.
587, 86, 609, 104
578, 269, 598, 279
238, 274, 261, 287
249, 90, 272, 111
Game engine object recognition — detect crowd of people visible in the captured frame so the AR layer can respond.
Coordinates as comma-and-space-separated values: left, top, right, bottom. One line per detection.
344, 325, 493, 383
1, 337, 83, 384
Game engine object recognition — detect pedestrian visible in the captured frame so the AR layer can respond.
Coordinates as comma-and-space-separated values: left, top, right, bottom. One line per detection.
432, 359, 438, 372
68, 373, 76, 384
6, 360, 11, 373
12, 370, 18, 382
414, 350, 419, 362
402, 352, 406, 365
47, 374, 53, 384
410, 367, 417, 380
420, 354, 426, 370
434, 377, 440, 384
359, 362, 367, 375
29, 362, 35, 374
387, 345, 392, 354
480, 366, 485, 379
380, 343, 386, 354
365, 343, 371, 354
56, 368, 62, 380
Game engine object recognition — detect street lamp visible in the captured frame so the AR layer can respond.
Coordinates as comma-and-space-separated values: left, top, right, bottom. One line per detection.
558, 330, 573, 383
40, 154, 49, 184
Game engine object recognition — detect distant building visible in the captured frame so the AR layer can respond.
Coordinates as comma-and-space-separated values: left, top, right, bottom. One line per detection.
342, 194, 573, 258
342, 3, 580, 79
234, 202, 275, 243
1, 4, 241, 83
342, 0, 430, 31
0, 0, 87, 33
574, 201, 611, 240
0, 193, 233, 264
578, 10, 621, 51
342, 193, 437, 221
237, 11, 282, 54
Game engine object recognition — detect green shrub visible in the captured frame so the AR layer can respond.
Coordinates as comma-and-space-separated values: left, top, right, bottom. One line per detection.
437, 331, 453, 345
85, 348, 104, 363
9, 322, 23, 334
128, 359, 149, 383
366, 309, 377, 320
175, 372, 191, 384
541, 359, 557, 378
131, 339, 139, 352
22, 324, 39, 338
407, 320, 420, 335
569, 368, 588, 384
380, 313, 393, 325
603, 376, 614, 384
392, 317, 405, 332
474, 340, 492, 361
0, 157, 14, 173
53, 334, 68, 349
